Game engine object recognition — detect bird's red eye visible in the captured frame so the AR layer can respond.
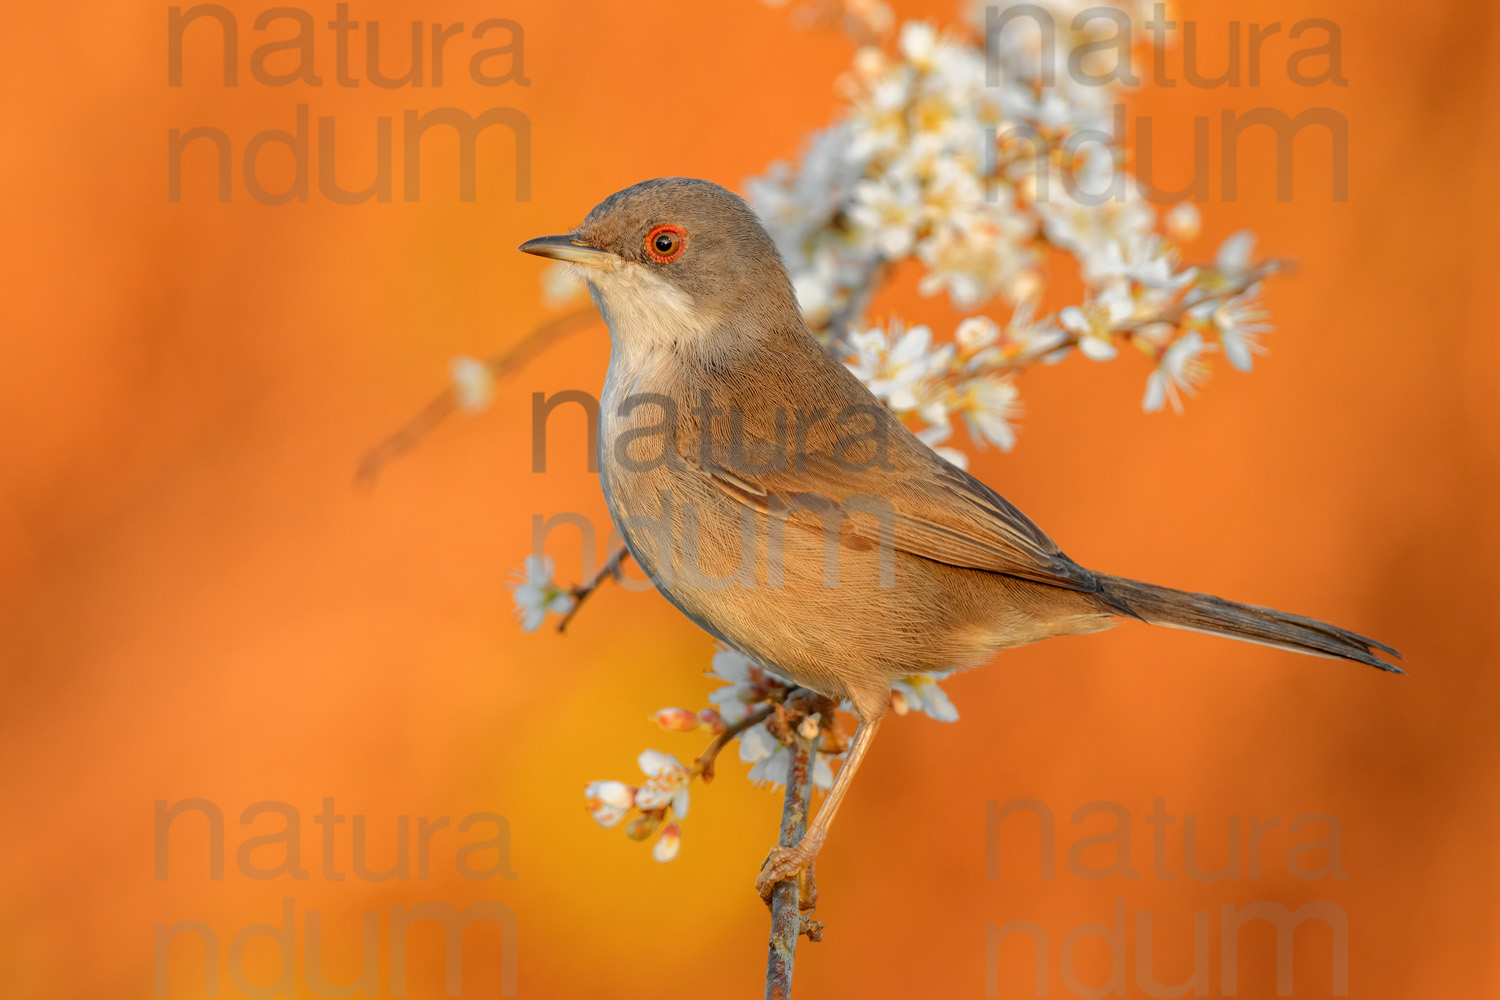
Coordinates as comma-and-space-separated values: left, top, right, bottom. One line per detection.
645, 224, 686, 263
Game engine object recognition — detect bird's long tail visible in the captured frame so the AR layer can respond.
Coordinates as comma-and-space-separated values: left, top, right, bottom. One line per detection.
1100, 575, 1403, 673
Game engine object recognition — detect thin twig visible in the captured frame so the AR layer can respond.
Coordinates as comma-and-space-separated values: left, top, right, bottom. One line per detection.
691, 704, 776, 784
356, 306, 599, 486
556, 543, 632, 634
990, 262, 1288, 376
1115, 261, 1288, 332
765, 724, 818, 1000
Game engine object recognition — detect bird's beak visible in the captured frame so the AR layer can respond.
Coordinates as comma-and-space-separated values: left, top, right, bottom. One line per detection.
517, 234, 616, 268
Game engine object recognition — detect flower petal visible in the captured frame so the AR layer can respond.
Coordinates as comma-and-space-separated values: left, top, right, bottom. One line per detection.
637, 749, 674, 777
738, 722, 778, 763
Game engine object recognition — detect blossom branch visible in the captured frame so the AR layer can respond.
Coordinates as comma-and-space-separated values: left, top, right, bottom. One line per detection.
981, 260, 1289, 378
556, 543, 633, 634
765, 719, 820, 1000
693, 703, 776, 783
1115, 260, 1288, 334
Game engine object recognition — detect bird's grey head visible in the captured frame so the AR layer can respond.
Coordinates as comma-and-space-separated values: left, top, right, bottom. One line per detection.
519, 178, 803, 360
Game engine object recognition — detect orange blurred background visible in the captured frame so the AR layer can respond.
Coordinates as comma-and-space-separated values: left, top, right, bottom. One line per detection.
2, 0, 1496, 997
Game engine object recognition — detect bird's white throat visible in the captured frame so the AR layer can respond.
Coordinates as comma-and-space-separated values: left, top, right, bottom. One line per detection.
585, 263, 727, 366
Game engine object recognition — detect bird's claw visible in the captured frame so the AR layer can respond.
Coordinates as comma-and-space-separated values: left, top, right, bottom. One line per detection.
757, 840, 820, 906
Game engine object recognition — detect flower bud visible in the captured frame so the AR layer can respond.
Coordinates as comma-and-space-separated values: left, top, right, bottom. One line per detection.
624, 813, 660, 841
653, 707, 699, 732
652, 823, 682, 863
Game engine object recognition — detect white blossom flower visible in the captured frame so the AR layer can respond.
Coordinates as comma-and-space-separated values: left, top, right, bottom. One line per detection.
1000, 86, 1076, 133
705, 687, 753, 725
511, 556, 574, 632
897, 20, 938, 66
915, 200, 1036, 309
891, 674, 960, 722
956, 375, 1021, 451
843, 323, 952, 413
450, 357, 494, 413
705, 648, 786, 725
1216, 230, 1257, 279
1097, 233, 1198, 292
850, 175, 923, 258
848, 70, 913, 161
583, 780, 634, 829
1194, 293, 1271, 372
1187, 230, 1271, 305
741, 723, 836, 790
1003, 300, 1069, 360
1143, 331, 1211, 414
708, 647, 756, 682
1035, 160, 1156, 282
1060, 284, 1134, 361
739, 720, 780, 765
920, 154, 986, 225
633, 750, 691, 818
955, 315, 1000, 354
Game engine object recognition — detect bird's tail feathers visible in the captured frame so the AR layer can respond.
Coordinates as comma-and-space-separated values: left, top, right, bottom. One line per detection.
1100, 575, 1403, 673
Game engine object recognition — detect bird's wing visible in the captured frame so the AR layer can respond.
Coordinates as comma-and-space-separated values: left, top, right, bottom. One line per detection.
680, 394, 1110, 598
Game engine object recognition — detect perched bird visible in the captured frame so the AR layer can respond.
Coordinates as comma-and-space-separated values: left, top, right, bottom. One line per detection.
520, 177, 1401, 898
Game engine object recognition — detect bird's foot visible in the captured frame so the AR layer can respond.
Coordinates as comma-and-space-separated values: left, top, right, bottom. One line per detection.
756, 835, 823, 906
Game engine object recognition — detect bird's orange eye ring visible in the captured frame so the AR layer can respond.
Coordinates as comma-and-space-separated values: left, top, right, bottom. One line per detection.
645, 224, 687, 263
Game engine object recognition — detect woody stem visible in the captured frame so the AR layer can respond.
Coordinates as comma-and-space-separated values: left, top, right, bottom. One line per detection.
765, 724, 819, 1000
557, 543, 632, 634
692, 704, 776, 783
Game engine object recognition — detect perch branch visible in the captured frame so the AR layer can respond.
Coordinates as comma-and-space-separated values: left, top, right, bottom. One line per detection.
765, 722, 820, 1000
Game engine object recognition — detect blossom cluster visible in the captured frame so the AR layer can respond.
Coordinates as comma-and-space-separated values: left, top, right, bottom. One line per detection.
584, 749, 691, 863
745, 5, 1282, 453
579, 648, 958, 862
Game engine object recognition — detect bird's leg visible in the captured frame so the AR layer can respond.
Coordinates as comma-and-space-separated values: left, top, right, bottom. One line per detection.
756, 712, 884, 901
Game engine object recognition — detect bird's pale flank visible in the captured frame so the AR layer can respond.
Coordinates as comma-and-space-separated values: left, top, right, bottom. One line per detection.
520, 177, 1400, 897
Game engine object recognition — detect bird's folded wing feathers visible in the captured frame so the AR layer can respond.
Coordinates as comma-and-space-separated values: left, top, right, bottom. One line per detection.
679, 413, 1109, 597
